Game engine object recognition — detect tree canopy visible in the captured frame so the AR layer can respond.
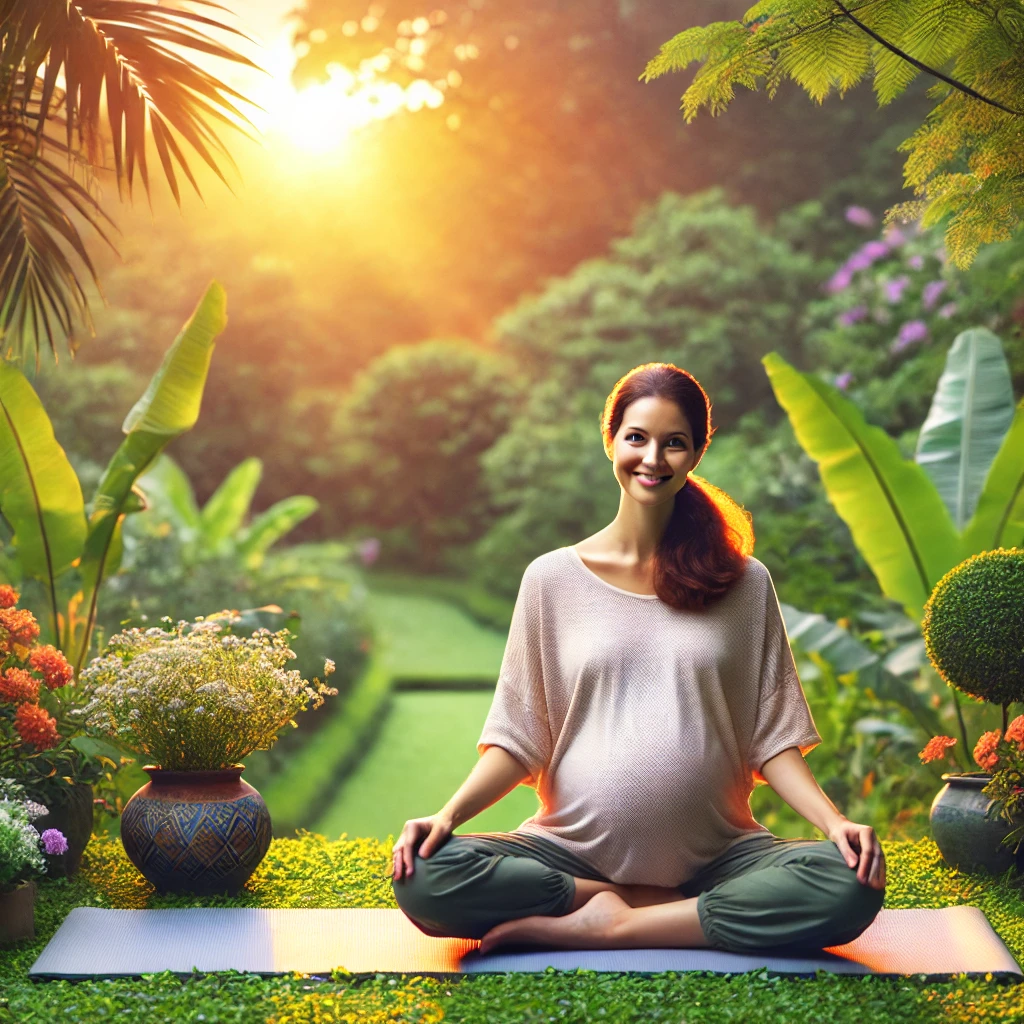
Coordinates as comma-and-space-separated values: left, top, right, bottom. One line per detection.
642, 0, 1024, 270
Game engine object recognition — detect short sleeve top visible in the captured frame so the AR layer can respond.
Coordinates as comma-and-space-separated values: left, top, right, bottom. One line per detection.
476, 546, 822, 887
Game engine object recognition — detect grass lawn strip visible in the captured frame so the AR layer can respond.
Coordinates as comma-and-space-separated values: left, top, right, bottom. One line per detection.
1, 834, 1022, 1023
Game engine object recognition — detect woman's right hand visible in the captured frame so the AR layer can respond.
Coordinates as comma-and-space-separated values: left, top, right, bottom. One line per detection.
392, 813, 454, 881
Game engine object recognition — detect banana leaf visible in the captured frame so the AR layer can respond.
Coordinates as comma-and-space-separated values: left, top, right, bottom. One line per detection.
73, 281, 227, 673
780, 601, 943, 739
914, 327, 1016, 530
133, 452, 202, 544
0, 359, 86, 628
763, 352, 961, 622
959, 394, 1024, 556
199, 456, 262, 555
236, 495, 319, 569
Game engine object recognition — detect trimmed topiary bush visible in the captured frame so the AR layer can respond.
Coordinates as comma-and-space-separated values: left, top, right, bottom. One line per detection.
922, 547, 1024, 708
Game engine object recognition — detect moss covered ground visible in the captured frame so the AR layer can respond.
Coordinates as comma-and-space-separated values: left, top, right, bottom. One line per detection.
2, 833, 1024, 1023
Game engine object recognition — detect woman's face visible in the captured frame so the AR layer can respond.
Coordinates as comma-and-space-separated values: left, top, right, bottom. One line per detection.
612, 395, 700, 502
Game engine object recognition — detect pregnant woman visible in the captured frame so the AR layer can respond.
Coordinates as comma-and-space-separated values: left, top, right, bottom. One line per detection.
391, 361, 887, 956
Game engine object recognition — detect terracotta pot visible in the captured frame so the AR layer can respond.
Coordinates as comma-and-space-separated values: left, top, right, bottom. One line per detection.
120, 765, 272, 896
930, 772, 1024, 876
30, 781, 95, 878
0, 881, 35, 945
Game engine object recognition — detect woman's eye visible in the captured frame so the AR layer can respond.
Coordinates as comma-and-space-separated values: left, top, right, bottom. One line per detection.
626, 433, 684, 447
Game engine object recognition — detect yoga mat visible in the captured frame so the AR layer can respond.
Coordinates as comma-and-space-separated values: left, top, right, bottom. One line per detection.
28, 906, 1022, 982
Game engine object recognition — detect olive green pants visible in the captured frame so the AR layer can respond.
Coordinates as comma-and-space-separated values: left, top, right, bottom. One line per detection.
392, 830, 886, 953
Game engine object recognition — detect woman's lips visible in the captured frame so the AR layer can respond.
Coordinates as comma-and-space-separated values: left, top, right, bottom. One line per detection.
635, 472, 670, 487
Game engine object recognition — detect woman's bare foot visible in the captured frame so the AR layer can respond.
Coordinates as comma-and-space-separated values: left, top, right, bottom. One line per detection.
478, 889, 631, 955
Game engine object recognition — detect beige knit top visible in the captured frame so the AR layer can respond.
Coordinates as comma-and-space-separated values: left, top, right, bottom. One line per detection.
476, 545, 823, 887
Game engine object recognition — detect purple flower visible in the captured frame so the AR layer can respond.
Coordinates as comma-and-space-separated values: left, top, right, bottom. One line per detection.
845, 205, 875, 228
40, 828, 68, 856
884, 275, 910, 303
938, 301, 958, 319
891, 319, 929, 353
921, 279, 947, 310
907, 253, 924, 271
882, 225, 907, 247
835, 371, 855, 390
826, 265, 854, 294
837, 304, 868, 327
358, 537, 380, 566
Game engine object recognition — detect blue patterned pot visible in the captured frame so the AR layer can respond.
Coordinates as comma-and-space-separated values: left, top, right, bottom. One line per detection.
120, 765, 272, 895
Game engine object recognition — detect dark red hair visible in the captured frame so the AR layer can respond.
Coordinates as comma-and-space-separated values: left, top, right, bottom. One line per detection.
600, 362, 754, 612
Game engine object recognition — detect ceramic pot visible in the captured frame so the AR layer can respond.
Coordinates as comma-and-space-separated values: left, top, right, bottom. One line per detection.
930, 772, 1024, 876
120, 765, 272, 895
30, 781, 95, 878
0, 881, 35, 945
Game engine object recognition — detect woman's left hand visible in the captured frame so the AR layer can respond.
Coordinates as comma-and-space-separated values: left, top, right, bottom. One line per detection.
827, 819, 886, 889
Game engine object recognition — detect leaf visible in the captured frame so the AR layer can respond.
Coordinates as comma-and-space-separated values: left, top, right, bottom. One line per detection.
236, 495, 320, 569
763, 351, 961, 622
915, 327, 1016, 530
0, 359, 86, 630
73, 281, 227, 673
959, 393, 1024, 555
199, 456, 262, 555
781, 601, 943, 738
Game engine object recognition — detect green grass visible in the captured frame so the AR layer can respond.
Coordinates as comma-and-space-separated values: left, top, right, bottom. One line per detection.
364, 590, 509, 682
312, 689, 542, 842
2, 833, 1024, 1023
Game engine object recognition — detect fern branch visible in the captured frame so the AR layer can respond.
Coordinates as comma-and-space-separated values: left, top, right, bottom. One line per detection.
833, 0, 1023, 116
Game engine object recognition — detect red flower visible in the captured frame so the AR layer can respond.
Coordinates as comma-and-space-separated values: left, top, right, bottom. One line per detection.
974, 729, 1002, 771
28, 644, 73, 690
0, 585, 18, 609
13, 702, 59, 750
919, 735, 957, 764
0, 667, 40, 705
0, 607, 40, 652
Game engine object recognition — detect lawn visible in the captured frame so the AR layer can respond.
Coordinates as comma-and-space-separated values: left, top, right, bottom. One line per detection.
1, 833, 1022, 1023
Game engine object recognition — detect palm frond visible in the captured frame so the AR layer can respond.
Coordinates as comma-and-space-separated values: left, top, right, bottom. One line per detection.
0, 0, 265, 202
0, 140, 117, 369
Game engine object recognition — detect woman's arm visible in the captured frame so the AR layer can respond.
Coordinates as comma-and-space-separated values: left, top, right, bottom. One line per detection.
759, 746, 846, 834
438, 744, 532, 828
761, 746, 886, 889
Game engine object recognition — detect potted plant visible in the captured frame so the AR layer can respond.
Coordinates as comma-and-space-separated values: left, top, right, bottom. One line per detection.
0, 584, 115, 878
78, 611, 337, 895
918, 547, 1024, 875
0, 779, 68, 944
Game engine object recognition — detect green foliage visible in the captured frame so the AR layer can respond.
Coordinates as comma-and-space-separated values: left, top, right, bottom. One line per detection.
129, 453, 320, 569
643, 0, 1024, 270
0, 282, 227, 678
800, 213, 1024, 441
921, 547, 1024, 706
324, 339, 524, 573
763, 326, 1024, 624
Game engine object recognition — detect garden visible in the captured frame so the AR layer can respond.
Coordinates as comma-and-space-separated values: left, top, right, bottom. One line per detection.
3, 0, 1024, 1020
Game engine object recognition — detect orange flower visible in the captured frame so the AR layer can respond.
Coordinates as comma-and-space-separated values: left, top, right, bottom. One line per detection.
1006, 715, 1024, 749
28, 644, 73, 690
919, 735, 957, 763
0, 607, 40, 652
0, 585, 18, 609
973, 729, 1002, 771
13, 702, 59, 750
0, 667, 40, 705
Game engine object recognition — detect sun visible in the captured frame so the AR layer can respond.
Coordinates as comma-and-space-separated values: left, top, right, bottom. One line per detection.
253, 33, 444, 157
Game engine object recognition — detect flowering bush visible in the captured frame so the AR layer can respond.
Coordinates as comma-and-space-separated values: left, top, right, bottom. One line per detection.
0, 778, 67, 893
0, 585, 110, 803
917, 548, 1024, 851
78, 613, 338, 770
